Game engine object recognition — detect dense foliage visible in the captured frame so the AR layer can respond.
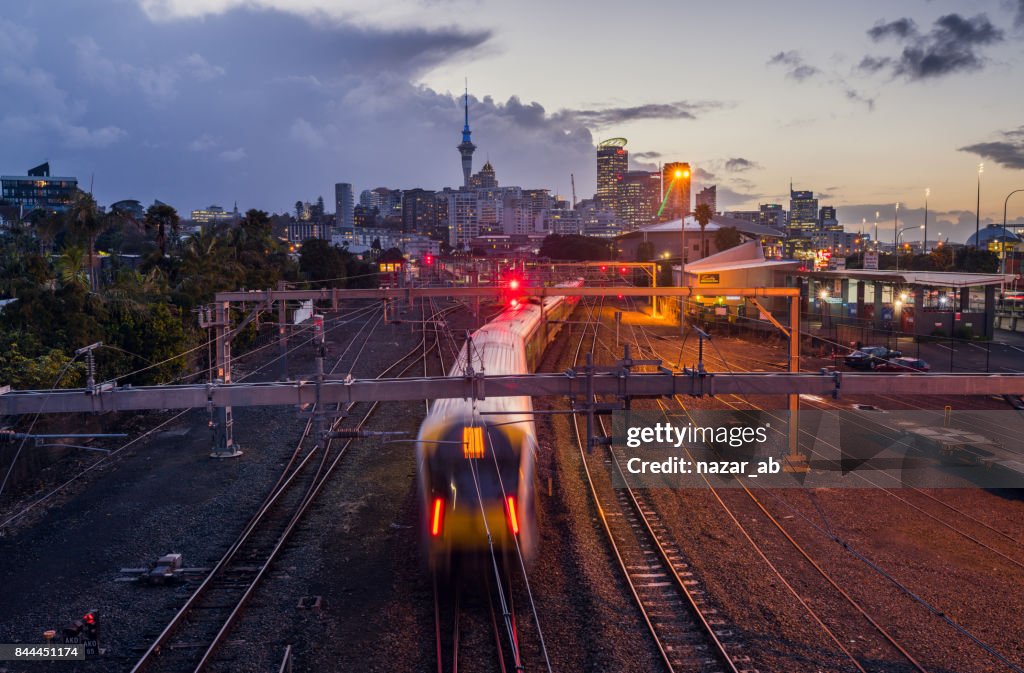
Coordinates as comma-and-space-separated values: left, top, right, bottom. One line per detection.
0, 204, 378, 389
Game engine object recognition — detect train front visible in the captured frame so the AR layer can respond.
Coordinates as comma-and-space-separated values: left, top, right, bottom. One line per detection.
417, 412, 536, 573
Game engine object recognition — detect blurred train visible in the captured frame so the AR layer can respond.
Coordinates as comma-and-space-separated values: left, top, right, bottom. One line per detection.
416, 278, 582, 572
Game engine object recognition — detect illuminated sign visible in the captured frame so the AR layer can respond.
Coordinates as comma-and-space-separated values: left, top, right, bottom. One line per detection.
698, 273, 720, 285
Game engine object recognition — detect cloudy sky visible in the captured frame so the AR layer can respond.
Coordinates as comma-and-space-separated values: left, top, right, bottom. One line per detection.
3, 0, 1024, 242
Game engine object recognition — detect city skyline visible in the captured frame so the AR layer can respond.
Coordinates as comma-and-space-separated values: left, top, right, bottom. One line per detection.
2, 0, 1024, 243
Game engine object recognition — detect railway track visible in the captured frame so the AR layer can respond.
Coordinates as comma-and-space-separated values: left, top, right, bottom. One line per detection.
130, 303, 451, 673
617, 297, 1024, 672
567, 297, 752, 673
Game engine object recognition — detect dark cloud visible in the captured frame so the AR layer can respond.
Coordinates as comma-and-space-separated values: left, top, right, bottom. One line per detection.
0, 3, 617, 210
767, 50, 820, 81
864, 13, 1003, 80
724, 157, 759, 172
960, 126, 1024, 169
1017, 0, 1024, 28
844, 88, 875, 111
694, 167, 716, 182
632, 151, 662, 159
559, 101, 723, 127
867, 18, 918, 40
857, 56, 890, 74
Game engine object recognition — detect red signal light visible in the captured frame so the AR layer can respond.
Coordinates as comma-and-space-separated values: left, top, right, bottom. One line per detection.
509, 278, 520, 291
83, 613, 96, 625
620, 266, 627, 274
600, 265, 607, 272
424, 254, 433, 265
510, 298, 520, 308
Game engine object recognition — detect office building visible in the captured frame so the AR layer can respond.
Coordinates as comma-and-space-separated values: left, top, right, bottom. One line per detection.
596, 138, 628, 211
788, 185, 818, 234
469, 160, 498, 189
759, 203, 787, 230
619, 171, 660, 231
191, 204, 239, 225
818, 205, 842, 232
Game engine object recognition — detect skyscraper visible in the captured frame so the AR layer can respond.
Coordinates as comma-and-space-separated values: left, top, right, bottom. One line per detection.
596, 138, 628, 211
619, 171, 660, 231
696, 185, 717, 214
661, 162, 691, 221
469, 160, 498, 188
457, 86, 476, 188
334, 183, 354, 231
788, 184, 818, 234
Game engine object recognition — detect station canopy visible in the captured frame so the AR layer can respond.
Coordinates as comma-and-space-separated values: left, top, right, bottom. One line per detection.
800, 269, 1014, 288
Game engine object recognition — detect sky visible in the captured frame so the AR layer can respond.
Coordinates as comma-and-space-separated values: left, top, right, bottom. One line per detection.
3, 0, 1024, 243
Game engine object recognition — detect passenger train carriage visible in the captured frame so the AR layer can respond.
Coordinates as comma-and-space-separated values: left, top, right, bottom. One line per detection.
417, 279, 582, 571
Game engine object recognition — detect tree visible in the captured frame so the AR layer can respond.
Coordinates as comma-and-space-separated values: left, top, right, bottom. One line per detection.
693, 203, 714, 258
144, 203, 181, 257
64, 192, 108, 292
713, 226, 742, 252
57, 246, 89, 291
299, 238, 347, 284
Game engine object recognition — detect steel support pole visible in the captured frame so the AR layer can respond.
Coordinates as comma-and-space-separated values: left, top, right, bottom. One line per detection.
212, 301, 241, 458
278, 280, 288, 381
787, 295, 806, 471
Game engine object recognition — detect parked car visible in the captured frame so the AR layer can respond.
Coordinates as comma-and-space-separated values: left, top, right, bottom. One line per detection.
844, 345, 902, 369
876, 357, 930, 372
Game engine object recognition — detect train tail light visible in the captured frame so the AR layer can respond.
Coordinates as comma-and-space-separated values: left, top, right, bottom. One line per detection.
431, 497, 444, 537
506, 496, 520, 536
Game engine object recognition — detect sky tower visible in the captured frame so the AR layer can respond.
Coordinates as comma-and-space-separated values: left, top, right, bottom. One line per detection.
457, 84, 476, 188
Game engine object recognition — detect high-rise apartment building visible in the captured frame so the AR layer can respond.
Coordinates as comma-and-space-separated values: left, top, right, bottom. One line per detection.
334, 183, 354, 231
661, 162, 691, 221
596, 138, 628, 212
401, 189, 437, 234
1, 162, 78, 214
696, 185, 717, 214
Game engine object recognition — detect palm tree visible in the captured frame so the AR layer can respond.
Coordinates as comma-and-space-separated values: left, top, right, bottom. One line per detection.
57, 245, 89, 290
64, 192, 108, 292
144, 203, 181, 257
693, 203, 714, 259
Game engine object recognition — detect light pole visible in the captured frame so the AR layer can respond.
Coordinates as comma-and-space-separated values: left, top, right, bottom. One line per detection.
874, 211, 879, 251
895, 224, 923, 272
893, 202, 900, 264
975, 163, 983, 248
923, 187, 930, 253
1003, 188, 1024, 276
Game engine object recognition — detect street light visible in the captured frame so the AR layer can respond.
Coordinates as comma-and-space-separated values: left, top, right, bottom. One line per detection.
895, 224, 923, 272
975, 163, 983, 248
874, 211, 880, 251
1003, 188, 1024, 276
923, 187, 930, 252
